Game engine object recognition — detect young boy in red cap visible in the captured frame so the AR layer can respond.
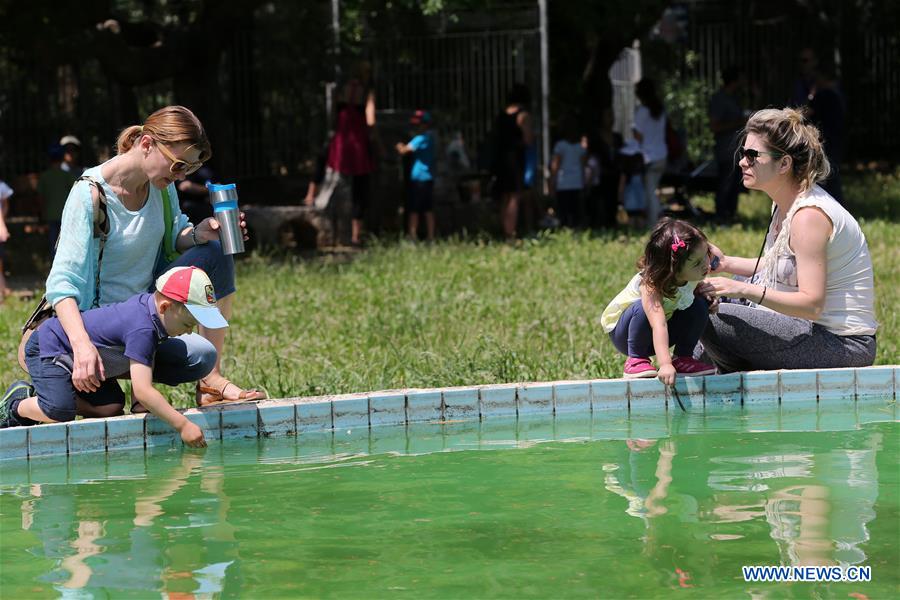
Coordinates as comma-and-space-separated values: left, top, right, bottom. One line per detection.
2, 266, 228, 447
395, 109, 436, 241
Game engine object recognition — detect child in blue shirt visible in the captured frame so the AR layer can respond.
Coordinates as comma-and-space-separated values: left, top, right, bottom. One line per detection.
396, 109, 436, 241
2, 266, 228, 447
550, 114, 587, 228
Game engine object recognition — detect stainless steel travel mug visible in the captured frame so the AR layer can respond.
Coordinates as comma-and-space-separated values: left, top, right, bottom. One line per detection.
207, 182, 245, 255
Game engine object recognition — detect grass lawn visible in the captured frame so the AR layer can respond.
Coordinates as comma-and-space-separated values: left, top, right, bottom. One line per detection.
2, 172, 897, 409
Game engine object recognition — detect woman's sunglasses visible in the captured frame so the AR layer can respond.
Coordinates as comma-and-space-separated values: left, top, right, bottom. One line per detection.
737, 147, 784, 166
155, 141, 203, 175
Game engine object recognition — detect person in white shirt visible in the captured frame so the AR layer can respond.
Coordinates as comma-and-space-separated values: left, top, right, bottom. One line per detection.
633, 79, 668, 226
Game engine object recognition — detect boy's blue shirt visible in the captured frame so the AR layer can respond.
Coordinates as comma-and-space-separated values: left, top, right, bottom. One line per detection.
39, 292, 169, 368
408, 132, 435, 182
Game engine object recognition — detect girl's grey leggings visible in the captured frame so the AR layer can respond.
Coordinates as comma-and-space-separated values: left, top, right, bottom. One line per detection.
697, 303, 876, 373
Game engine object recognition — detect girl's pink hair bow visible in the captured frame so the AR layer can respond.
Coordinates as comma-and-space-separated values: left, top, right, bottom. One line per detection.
671, 235, 686, 253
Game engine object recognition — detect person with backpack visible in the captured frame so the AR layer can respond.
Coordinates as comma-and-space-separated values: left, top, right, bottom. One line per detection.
24, 105, 264, 416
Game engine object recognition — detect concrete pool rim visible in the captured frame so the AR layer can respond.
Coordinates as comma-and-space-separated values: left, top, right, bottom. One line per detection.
1, 365, 896, 462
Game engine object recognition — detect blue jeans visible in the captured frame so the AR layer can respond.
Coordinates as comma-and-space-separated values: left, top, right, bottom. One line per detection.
609, 296, 709, 358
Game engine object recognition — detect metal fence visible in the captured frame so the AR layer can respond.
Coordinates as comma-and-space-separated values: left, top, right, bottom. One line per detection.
366, 28, 542, 168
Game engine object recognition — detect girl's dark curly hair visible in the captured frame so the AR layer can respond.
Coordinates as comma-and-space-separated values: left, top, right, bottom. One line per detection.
638, 218, 709, 298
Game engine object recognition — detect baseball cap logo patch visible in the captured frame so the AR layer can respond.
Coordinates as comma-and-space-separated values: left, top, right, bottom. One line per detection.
155, 266, 229, 329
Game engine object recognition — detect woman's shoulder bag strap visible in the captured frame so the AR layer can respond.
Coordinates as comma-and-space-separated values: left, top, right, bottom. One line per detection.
18, 176, 110, 371
76, 176, 110, 308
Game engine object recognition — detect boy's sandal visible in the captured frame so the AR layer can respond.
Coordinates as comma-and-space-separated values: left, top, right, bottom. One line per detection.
196, 380, 266, 408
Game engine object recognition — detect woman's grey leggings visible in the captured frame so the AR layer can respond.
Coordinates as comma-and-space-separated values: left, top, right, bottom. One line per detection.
697, 303, 876, 373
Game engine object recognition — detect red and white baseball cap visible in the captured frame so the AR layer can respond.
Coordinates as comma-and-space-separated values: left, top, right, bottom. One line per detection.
155, 266, 228, 329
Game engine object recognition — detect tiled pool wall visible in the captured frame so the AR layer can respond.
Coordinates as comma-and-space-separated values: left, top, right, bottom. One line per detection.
1, 366, 896, 462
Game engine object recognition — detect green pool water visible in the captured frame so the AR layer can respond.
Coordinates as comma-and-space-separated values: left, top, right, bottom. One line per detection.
1, 407, 897, 598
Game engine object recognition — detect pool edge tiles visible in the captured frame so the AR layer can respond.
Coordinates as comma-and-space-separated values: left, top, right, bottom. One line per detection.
479, 383, 518, 417
590, 379, 628, 417
779, 369, 818, 404
106, 415, 146, 451
1, 365, 897, 462
332, 393, 370, 431
672, 376, 704, 409
518, 383, 554, 416
295, 396, 334, 433
705, 372, 742, 406
406, 389, 443, 423
67, 419, 107, 455
742, 371, 780, 406
816, 390, 858, 431
368, 392, 406, 428
257, 400, 297, 437
856, 365, 894, 399
553, 381, 592, 414
441, 386, 480, 422
0, 426, 28, 460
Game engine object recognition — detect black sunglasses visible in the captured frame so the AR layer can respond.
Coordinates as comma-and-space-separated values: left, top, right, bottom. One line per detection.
738, 147, 784, 166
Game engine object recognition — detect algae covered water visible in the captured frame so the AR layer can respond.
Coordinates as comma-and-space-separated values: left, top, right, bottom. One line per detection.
1, 411, 898, 598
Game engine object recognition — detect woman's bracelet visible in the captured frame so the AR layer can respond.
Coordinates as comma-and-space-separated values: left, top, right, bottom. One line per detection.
191, 227, 201, 247
758, 285, 767, 305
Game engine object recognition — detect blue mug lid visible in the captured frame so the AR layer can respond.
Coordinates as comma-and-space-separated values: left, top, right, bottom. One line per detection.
206, 182, 237, 192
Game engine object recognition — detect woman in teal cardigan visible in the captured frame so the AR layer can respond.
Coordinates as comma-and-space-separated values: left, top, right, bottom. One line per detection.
44, 105, 264, 414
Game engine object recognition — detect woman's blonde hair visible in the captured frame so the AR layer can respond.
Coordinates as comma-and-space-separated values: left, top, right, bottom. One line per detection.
116, 105, 212, 161
742, 107, 829, 194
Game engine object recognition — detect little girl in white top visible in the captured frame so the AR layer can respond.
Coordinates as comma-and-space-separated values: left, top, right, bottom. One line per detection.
601, 218, 718, 384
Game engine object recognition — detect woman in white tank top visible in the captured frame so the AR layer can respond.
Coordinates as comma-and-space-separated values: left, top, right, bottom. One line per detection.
695, 107, 877, 372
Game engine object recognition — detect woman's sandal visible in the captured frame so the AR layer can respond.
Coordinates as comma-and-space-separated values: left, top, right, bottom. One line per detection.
195, 379, 266, 407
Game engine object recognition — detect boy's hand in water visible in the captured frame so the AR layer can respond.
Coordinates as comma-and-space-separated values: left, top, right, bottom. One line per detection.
179, 421, 207, 448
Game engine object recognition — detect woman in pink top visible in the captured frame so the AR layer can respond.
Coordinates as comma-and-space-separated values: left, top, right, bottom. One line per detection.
327, 62, 377, 246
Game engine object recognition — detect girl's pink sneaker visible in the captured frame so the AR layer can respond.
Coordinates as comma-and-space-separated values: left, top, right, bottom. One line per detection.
623, 357, 658, 379
672, 356, 717, 377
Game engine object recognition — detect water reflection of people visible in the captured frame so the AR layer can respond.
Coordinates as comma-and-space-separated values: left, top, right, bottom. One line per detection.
603, 438, 676, 522
705, 429, 881, 569
764, 432, 880, 568
604, 427, 883, 586
603, 437, 707, 589
14, 450, 241, 596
